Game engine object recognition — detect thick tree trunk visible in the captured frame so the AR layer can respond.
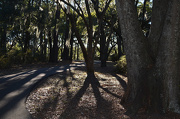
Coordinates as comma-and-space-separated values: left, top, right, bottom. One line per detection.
154, 0, 180, 113
116, 0, 180, 115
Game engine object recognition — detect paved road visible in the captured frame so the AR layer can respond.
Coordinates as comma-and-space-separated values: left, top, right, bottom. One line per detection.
0, 62, 85, 119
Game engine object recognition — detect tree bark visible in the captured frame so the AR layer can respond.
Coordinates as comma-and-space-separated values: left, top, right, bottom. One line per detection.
61, 0, 100, 86
99, 19, 107, 67
62, 16, 70, 61
24, 31, 30, 53
48, 30, 53, 62
92, 0, 113, 67
69, 28, 73, 61
0, 24, 7, 55
49, 3, 60, 63
117, 35, 123, 59
76, 44, 79, 60
116, 0, 180, 115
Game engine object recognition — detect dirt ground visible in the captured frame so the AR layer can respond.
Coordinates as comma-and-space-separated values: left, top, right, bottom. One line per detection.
25, 61, 180, 119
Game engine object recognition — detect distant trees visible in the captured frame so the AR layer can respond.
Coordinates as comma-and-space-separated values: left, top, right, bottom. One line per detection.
0, 0, 124, 68
92, 0, 112, 67
116, 0, 180, 115
0, 0, 21, 55
0, 0, 72, 64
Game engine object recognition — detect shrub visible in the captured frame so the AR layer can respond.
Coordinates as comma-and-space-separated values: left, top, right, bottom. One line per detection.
24, 49, 34, 64
115, 55, 127, 75
0, 48, 25, 69
109, 53, 119, 62
0, 55, 12, 69
7, 48, 24, 64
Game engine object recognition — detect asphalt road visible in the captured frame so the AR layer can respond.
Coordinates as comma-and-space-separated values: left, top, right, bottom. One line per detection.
0, 62, 85, 119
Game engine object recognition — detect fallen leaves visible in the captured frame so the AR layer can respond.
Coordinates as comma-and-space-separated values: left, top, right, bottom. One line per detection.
26, 62, 127, 119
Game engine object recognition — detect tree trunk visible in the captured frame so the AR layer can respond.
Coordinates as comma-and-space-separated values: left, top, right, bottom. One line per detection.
0, 24, 7, 55
69, 13, 99, 86
40, 31, 43, 55
116, 0, 180, 115
49, 3, 60, 63
62, 16, 70, 61
48, 30, 53, 62
43, 31, 47, 58
70, 28, 73, 61
99, 20, 107, 67
24, 31, 30, 53
116, 24, 123, 59
51, 28, 59, 62
117, 35, 123, 59
77, 44, 79, 60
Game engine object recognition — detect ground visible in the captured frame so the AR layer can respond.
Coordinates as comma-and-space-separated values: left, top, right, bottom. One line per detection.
26, 61, 129, 119
2, 61, 179, 119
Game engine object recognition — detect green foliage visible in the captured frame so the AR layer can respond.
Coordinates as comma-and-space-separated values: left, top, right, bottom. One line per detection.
109, 53, 119, 62
115, 55, 127, 75
24, 49, 47, 64
0, 48, 47, 69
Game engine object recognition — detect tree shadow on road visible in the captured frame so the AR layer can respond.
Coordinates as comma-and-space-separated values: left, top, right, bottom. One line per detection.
0, 64, 71, 118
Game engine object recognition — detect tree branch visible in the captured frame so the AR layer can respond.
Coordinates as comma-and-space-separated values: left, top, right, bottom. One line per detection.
60, 0, 89, 27
101, 0, 112, 17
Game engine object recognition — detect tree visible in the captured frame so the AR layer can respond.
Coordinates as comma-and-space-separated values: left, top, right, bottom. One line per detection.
137, 0, 152, 37
116, 0, 180, 115
92, 0, 113, 67
49, 1, 61, 62
60, 0, 100, 86
104, 2, 124, 60
0, 0, 21, 55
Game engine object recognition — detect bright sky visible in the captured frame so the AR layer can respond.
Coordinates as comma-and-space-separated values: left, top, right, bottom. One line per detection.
139, 0, 153, 3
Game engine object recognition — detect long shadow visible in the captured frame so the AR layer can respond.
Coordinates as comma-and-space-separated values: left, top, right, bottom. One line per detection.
59, 83, 89, 119
69, 62, 127, 100
95, 62, 127, 90
0, 64, 71, 118
59, 77, 115, 119
34, 64, 83, 119
112, 73, 127, 90
91, 83, 114, 119
99, 86, 122, 99
0, 70, 37, 84
71, 61, 127, 90
0, 66, 63, 100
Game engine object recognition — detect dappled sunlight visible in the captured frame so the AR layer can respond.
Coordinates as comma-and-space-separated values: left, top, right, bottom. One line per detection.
0, 64, 74, 118
26, 63, 128, 119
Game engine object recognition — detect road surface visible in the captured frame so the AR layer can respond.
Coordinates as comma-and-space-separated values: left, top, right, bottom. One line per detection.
0, 62, 85, 119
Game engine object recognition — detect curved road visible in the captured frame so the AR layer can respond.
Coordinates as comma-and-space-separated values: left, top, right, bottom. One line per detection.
0, 62, 85, 119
